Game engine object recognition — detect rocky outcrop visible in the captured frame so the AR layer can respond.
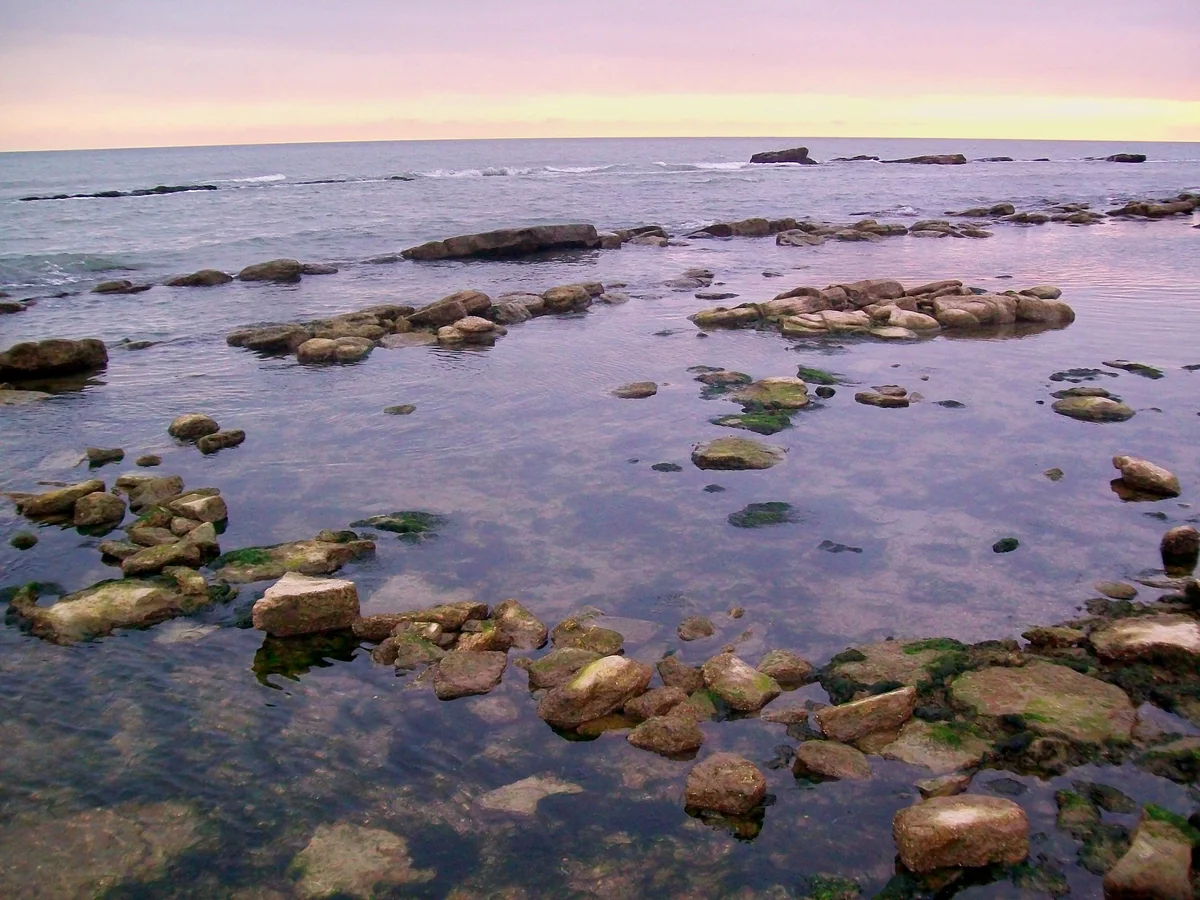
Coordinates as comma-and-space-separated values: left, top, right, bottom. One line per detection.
684, 753, 767, 816
882, 154, 968, 165
236, 259, 304, 283
252, 573, 360, 637
166, 269, 233, 287
402, 224, 600, 261
0, 338, 107, 382
893, 796, 1029, 873
1106, 153, 1147, 163
749, 147, 818, 165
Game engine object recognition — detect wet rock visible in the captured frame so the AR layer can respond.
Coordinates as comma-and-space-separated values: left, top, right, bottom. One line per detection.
750, 146, 817, 164
0, 387, 51, 405
1104, 359, 1165, 379
1161, 526, 1200, 575
390, 631, 447, 670
542, 283, 595, 312
8, 578, 215, 643
658, 655, 705, 695
1053, 396, 1135, 422
855, 390, 910, 408
893, 796, 1029, 873
882, 154, 968, 165
301, 262, 338, 275
402, 224, 600, 261
196, 430, 246, 454
122, 475, 185, 512
383, 404, 416, 416
882, 720, 991, 773
213, 538, 374, 583
670, 268, 716, 291
1106, 153, 1147, 163
950, 661, 1135, 744
86, 447, 124, 466
1103, 808, 1194, 900
761, 704, 809, 725
629, 715, 704, 756
297, 336, 373, 364
1091, 614, 1200, 664
692, 436, 785, 470
434, 650, 508, 700
683, 753, 767, 816
456, 620, 514, 652
701, 652, 781, 711
236, 258, 303, 283
92, 279, 151, 294
16, 478, 105, 518
670, 689, 720, 723
391, 600, 487, 630
0, 338, 107, 382
1044, 467, 1064, 480
476, 775, 583, 815
625, 686, 688, 721
226, 323, 313, 353
10, 531, 37, 550
550, 617, 624, 655
537, 656, 653, 729
406, 290, 492, 328
1019, 285, 1062, 300
917, 773, 973, 799
128, 523, 180, 547
98, 539, 140, 559
1096, 581, 1139, 600
613, 381, 658, 399
993, 537, 1020, 553
757, 649, 813, 685
168, 492, 228, 522
252, 573, 359, 637
168, 413, 219, 441
815, 686, 917, 743
73, 491, 127, 528
166, 269, 232, 287
1113, 455, 1181, 497
121, 541, 203, 576
517, 647, 603, 689
730, 376, 810, 410
792, 740, 871, 780
493, 598, 547, 650
291, 822, 434, 899
678, 615, 715, 642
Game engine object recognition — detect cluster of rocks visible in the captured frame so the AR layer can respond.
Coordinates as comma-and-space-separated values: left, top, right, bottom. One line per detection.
944, 192, 1198, 225
690, 278, 1074, 341
87, 258, 339, 296
400, 223, 675, 260
750, 146, 1151, 166
167, 412, 245, 454
18, 183, 219, 202
227, 280, 626, 363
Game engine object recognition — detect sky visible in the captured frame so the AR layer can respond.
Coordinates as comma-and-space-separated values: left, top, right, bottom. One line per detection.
1, 0, 1198, 151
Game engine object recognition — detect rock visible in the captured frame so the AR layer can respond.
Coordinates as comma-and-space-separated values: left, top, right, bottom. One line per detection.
678, 615, 715, 641
855, 390, 909, 408
761, 704, 810, 725
691, 436, 785, 470
16, 478, 105, 518
8, 578, 215, 643
777, 230, 826, 247
1103, 808, 1193, 900
882, 721, 991, 773
518, 647, 603, 689
0, 387, 51, 405
1106, 153, 1147, 163
236, 259, 303, 282
1090, 615, 1200, 664
701, 652, 781, 711
127, 524, 178, 547
73, 491, 126, 528
993, 537, 1020, 553
456, 621, 513, 652
625, 686, 689, 721
536, 656, 653, 729
122, 475, 185, 512
390, 600, 488, 630
1113, 455, 1180, 497
613, 381, 657, 399
757, 649, 813, 685
98, 540, 140, 559
121, 541, 203, 576
690, 306, 761, 328
196, 429, 246, 454
297, 336, 373, 364
92, 279, 149, 294
1053, 396, 1135, 422
882, 154, 968, 165
0, 337, 107, 382
387, 631, 446, 670
1019, 285, 1062, 300
227, 323, 313, 353
405, 290, 492, 328
917, 774, 973, 799
214, 538, 373, 583
792, 741, 871, 780
628, 715, 704, 756
403, 224, 602, 261
169, 493, 228, 522
950, 661, 1135, 744
433, 650, 508, 700
291, 823, 433, 899
658, 655, 705, 694
166, 269, 232, 287
815, 687, 918, 743
252, 573, 359, 637
893, 796, 1029, 873
1162, 526, 1200, 575
684, 753, 767, 816
730, 377, 810, 410
750, 146, 818, 165
493, 598, 547, 650
889, 309, 940, 331
477, 775, 583, 815
10, 531, 37, 550
550, 617, 623, 655
168, 413, 219, 441
301, 262, 338, 275
86, 447, 124, 466
384, 404, 416, 416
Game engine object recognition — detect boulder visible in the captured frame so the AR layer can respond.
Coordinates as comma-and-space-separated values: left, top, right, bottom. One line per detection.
757, 649, 813, 685
16, 479, 105, 518
518, 647, 603, 690
749, 147, 817, 165
1090, 615, 1200, 664
166, 269, 232, 287
0, 338, 108, 381
456, 621, 513, 652
1112, 455, 1180, 497
86, 447, 124, 466
792, 741, 871, 780
169, 492, 228, 522
542, 284, 594, 312
291, 823, 433, 899
691, 436, 785, 470
121, 541, 203, 576
493, 598, 547, 650
252, 573, 359, 637
683, 753, 767, 816
550, 617, 623, 654
214, 538, 374, 583
949, 661, 1135, 744
1015, 295, 1075, 324
121, 474, 185, 512
1052, 396, 1135, 423
1103, 809, 1195, 899
1162, 526, 1200, 575
390, 600, 488, 630
296, 336, 373, 364
882, 154, 968, 165
881, 720, 991, 774
690, 306, 761, 328
301, 263, 338, 275
856, 390, 910, 409
73, 491, 127, 528
236, 259, 303, 282
1019, 285, 1062, 300
433, 650, 508, 700
917, 774, 973, 799
1106, 153, 1147, 163
196, 430, 246, 455
168, 413, 219, 441
814, 686, 917, 743
777, 230, 825, 247
729, 377, 810, 410
628, 715, 704, 756
889, 309, 940, 331
625, 686, 689, 721
536, 656, 653, 729
402, 224, 600, 261
658, 655, 705, 694
613, 381, 657, 399
677, 615, 715, 641
226, 324, 313, 353
92, 280, 148, 294
893, 796, 1029, 873
406, 290, 492, 328
701, 652, 781, 711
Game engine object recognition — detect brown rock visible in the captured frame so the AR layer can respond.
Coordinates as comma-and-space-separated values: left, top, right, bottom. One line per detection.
793, 741, 871, 780
624, 687, 688, 722
433, 651, 508, 700
628, 715, 704, 756
684, 753, 767, 816
814, 686, 917, 743
893, 796, 1029, 873
251, 573, 360, 637
1162, 526, 1200, 575
1113, 455, 1181, 497
401, 225, 600, 261
658, 655, 705, 694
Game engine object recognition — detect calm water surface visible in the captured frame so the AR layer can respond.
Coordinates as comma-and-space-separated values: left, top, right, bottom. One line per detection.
1, 138, 1199, 898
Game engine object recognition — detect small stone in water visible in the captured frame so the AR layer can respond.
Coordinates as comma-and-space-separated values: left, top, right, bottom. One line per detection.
936, 400, 966, 409
10, 531, 37, 550
86, 447, 124, 466
1045, 468, 1065, 481
728, 606, 745, 619
384, 404, 416, 415
815, 386, 836, 399
819, 540, 863, 554
652, 462, 682, 472
703, 484, 726, 493
135, 455, 162, 467
993, 537, 1020, 553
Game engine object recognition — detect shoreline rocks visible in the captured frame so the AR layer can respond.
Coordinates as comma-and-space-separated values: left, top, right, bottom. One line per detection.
402, 224, 601, 261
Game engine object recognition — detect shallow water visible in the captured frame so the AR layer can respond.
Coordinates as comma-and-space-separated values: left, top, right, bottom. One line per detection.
2, 139, 1200, 897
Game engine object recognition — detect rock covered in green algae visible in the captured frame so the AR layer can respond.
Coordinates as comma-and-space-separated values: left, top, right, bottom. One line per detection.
121, 540, 203, 576
628, 714, 704, 756
290, 823, 434, 899
536, 656, 653, 729
795, 365, 840, 385
1052, 395, 1135, 422
251, 573, 360, 637
196, 429, 245, 454
384, 631, 446, 670
893, 795, 1029, 874
700, 652, 781, 711
492, 598, 547, 650
669, 689, 720, 723
1103, 807, 1197, 900
9, 530, 37, 550
814, 686, 917, 743
691, 436, 785, 470
712, 410, 795, 435
612, 381, 658, 399
433, 650, 508, 700
550, 616, 624, 654
684, 753, 767, 816
73, 491, 126, 528
349, 510, 444, 539
1103, 359, 1165, 379
792, 740, 871, 781
516, 647, 603, 689
212, 537, 374, 583
7, 578, 222, 644
729, 376, 810, 410
456, 619, 514, 652
949, 661, 1136, 744
390, 599, 487, 630
727, 501, 801, 528
677, 615, 714, 641
881, 720, 991, 773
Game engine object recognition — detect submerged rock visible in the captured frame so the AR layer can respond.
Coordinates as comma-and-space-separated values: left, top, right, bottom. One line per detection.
1103, 808, 1194, 900
684, 753, 767, 816
701, 652, 781, 711
728, 501, 801, 528
628, 715, 704, 756
252, 573, 360, 637
625, 686, 689, 721
350, 510, 444, 540
1112, 455, 1180, 497
213, 538, 374, 583
792, 740, 871, 781
1053, 396, 1135, 422
433, 650, 508, 700
291, 823, 434, 899
537, 656, 652, 729
677, 615, 715, 642
893, 796, 1029, 873
692, 436, 785, 470
476, 775, 583, 815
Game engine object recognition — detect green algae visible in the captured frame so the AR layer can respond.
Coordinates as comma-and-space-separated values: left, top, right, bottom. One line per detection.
795, 365, 840, 385
797, 874, 860, 900
903, 638, 966, 655
349, 510, 444, 540
212, 547, 273, 568
1144, 804, 1200, 844
728, 502, 799, 529
711, 411, 793, 435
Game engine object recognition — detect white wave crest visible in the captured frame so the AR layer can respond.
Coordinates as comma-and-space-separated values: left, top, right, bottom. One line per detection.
227, 174, 287, 183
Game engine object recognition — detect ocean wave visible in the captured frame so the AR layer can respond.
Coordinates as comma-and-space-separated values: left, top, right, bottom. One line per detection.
0, 253, 137, 290
226, 173, 287, 184
654, 161, 748, 172
544, 164, 619, 175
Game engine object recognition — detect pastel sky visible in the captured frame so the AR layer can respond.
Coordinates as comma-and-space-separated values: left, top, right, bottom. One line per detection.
2, 0, 1198, 150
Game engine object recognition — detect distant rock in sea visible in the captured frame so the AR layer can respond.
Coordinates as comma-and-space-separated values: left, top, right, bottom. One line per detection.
1105, 153, 1147, 163
749, 147, 818, 165
402, 224, 601, 261
881, 154, 968, 165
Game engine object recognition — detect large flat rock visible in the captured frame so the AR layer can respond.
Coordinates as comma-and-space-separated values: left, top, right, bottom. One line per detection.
402, 224, 600, 261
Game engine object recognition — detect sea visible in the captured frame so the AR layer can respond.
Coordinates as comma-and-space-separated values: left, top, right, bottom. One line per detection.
1, 137, 1199, 897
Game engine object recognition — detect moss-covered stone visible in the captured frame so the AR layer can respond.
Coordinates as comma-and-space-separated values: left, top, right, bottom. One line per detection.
212, 538, 374, 583
349, 510, 444, 540
691, 436, 785, 470
711, 411, 793, 435
795, 366, 840, 386
728, 501, 800, 528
